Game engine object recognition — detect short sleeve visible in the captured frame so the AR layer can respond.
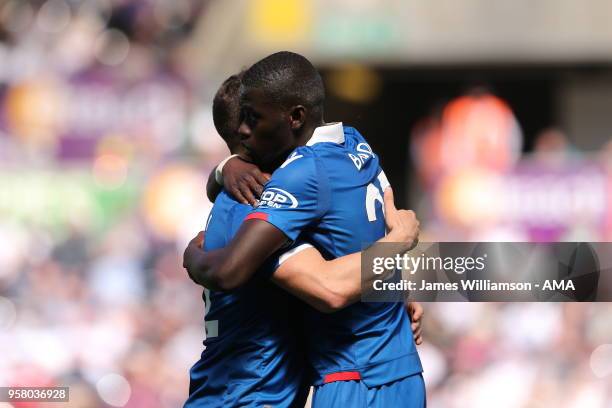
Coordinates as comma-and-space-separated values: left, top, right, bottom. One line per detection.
245, 150, 329, 241
257, 239, 314, 280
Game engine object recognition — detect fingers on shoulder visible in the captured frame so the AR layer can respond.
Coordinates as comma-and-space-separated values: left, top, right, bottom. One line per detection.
398, 209, 417, 222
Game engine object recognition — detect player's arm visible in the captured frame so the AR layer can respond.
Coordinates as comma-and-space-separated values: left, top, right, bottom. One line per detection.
184, 220, 287, 290
206, 155, 269, 204
206, 165, 223, 202
407, 301, 424, 345
184, 154, 322, 291
272, 188, 419, 313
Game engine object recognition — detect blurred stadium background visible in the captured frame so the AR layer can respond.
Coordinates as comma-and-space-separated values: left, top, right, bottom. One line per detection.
0, 0, 611, 407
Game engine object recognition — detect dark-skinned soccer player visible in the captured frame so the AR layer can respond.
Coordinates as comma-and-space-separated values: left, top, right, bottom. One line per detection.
185, 68, 423, 407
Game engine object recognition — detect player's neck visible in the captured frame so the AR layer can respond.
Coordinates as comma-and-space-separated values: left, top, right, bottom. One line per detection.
296, 118, 325, 147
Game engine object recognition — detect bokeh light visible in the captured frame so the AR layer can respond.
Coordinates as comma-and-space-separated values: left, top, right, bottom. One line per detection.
4, 78, 66, 148
96, 373, 132, 407
142, 164, 210, 240
327, 64, 382, 104
95, 29, 131, 66
0, 1, 34, 33
590, 344, 612, 379
92, 153, 128, 190
248, 0, 311, 43
436, 168, 502, 228
0, 296, 17, 330
0, 222, 29, 283
36, 0, 72, 34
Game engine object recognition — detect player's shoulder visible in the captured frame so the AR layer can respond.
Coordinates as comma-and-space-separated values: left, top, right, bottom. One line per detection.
267, 122, 372, 181
342, 125, 362, 139
272, 148, 319, 180
342, 125, 370, 147
214, 189, 250, 216
262, 149, 322, 207
212, 190, 253, 236
215, 189, 239, 207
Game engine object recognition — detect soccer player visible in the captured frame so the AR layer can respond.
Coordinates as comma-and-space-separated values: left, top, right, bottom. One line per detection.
184, 52, 426, 407
185, 73, 422, 407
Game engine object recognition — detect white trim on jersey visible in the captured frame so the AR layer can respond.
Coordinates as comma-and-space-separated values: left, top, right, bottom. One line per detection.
277, 243, 315, 265
306, 122, 344, 146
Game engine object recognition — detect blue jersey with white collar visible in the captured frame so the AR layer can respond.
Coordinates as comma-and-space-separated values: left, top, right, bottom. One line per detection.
248, 123, 423, 387
185, 190, 307, 408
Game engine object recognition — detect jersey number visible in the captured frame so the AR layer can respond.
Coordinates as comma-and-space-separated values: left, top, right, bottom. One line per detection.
365, 171, 390, 222
203, 288, 218, 338
203, 212, 218, 338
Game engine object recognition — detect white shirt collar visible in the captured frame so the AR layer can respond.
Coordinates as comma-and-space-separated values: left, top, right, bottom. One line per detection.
306, 122, 344, 146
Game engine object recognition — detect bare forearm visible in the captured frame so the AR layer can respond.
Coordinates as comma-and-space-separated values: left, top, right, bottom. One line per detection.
315, 252, 362, 306
319, 236, 412, 306
185, 246, 261, 291
321, 241, 409, 307
272, 236, 413, 312
184, 220, 288, 290
272, 262, 344, 313
184, 245, 229, 290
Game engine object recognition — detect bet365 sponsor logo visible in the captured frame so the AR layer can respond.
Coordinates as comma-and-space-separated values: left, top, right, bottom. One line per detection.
257, 188, 299, 209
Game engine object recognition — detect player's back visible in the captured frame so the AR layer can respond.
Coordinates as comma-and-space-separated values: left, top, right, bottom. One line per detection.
306, 126, 422, 386
185, 190, 305, 408
252, 123, 422, 387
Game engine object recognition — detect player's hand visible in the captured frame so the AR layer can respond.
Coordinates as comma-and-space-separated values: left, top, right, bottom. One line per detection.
383, 187, 420, 250
407, 301, 424, 345
183, 231, 205, 282
193, 230, 205, 248
223, 156, 269, 206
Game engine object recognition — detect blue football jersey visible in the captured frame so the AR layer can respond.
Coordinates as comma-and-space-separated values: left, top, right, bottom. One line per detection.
248, 123, 423, 387
185, 190, 307, 408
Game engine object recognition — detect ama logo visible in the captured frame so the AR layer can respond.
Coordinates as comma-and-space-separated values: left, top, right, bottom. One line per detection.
257, 188, 299, 209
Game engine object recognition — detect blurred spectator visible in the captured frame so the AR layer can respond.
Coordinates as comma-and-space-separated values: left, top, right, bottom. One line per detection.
533, 127, 575, 165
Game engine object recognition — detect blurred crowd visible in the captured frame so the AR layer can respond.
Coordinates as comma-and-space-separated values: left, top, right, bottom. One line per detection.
0, 222, 205, 407
0, 1, 217, 407
0, 0, 226, 165
0, 1, 611, 407
410, 88, 612, 243
422, 303, 612, 408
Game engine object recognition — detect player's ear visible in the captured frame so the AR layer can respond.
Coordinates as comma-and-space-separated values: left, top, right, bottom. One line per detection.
289, 105, 306, 130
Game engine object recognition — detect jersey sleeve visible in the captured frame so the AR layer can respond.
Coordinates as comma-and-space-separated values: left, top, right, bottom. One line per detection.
245, 150, 330, 241
257, 239, 314, 280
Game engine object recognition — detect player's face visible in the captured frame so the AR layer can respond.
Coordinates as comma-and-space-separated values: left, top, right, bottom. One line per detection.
222, 111, 250, 159
238, 87, 296, 172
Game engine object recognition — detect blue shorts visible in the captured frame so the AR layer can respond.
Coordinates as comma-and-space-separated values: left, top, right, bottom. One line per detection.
312, 373, 426, 408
